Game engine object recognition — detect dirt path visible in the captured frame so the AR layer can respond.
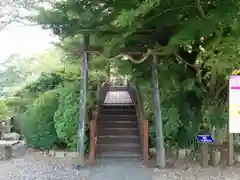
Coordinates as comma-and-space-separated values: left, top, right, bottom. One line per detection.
89, 158, 152, 180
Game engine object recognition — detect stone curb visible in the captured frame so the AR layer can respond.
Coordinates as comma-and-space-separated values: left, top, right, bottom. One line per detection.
234, 154, 240, 163
48, 150, 78, 158
26, 147, 79, 158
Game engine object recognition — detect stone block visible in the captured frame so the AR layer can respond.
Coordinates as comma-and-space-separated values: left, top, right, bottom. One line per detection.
172, 149, 178, 157
55, 151, 66, 158
49, 150, 56, 156
178, 149, 186, 159
3, 146, 12, 160
211, 150, 221, 166
66, 152, 78, 158
186, 149, 192, 156
234, 154, 240, 163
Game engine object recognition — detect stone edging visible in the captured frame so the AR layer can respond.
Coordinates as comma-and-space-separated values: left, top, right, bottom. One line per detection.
48, 150, 78, 158
234, 154, 240, 163
26, 147, 80, 158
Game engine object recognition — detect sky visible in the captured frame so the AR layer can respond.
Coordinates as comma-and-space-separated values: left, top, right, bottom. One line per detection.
0, 23, 57, 60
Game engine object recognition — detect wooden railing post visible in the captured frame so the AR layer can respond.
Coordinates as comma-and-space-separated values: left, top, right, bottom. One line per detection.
143, 120, 149, 164
89, 108, 100, 165
89, 82, 109, 166
89, 119, 96, 165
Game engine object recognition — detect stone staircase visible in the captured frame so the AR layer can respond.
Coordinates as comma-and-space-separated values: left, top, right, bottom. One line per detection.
96, 104, 141, 158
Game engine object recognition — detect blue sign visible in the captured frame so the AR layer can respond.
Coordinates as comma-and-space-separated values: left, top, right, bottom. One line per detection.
196, 134, 214, 143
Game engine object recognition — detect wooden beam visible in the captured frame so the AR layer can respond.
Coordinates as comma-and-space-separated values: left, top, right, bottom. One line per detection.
78, 28, 167, 35
73, 46, 149, 55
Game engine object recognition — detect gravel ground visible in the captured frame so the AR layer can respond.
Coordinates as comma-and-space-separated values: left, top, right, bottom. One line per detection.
1, 145, 240, 180
0, 144, 90, 180
152, 166, 240, 180
0, 154, 90, 180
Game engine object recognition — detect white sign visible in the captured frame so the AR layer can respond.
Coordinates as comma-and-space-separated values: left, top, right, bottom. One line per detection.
229, 75, 240, 133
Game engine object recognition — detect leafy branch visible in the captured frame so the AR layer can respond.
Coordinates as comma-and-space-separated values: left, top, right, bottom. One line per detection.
195, 0, 207, 19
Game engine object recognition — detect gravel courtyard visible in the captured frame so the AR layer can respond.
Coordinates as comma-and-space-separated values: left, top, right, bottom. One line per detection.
152, 166, 240, 180
1, 144, 240, 180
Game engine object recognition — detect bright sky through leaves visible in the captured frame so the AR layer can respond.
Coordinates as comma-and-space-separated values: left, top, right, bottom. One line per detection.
0, 22, 56, 60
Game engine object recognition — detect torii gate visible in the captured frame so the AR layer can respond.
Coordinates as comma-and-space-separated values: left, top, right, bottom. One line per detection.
75, 30, 167, 168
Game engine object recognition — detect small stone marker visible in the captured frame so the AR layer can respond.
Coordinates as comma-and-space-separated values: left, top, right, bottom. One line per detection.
172, 149, 178, 157
178, 149, 186, 159
211, 150, 221, 166
0, 140, 19, 160
3, 146, 12, 160
234, 153, 240, 163
186, 149, 192, 156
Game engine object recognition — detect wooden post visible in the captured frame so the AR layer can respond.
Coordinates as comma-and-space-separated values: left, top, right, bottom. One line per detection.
143, 120, 149, 164
151, 53, 166, 168
228, 133, 234, 165
200, 144, 209, 168
89, 120, 96, 165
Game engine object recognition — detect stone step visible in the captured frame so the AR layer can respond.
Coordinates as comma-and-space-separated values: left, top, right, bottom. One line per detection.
100, 107, 136, 115
96, 143, 141, 154
96, 151, 142, 158
100, 114, 137, 121
98, 135, 140, 144
99, 121, 138, 129
99, 127, 139, 136
101, 104, 135, 109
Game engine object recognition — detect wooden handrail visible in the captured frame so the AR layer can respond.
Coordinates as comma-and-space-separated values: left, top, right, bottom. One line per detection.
128, 83, 144, 119
127, 83, 149, 164
89, 102, 101, 165
89, 82, 110, 165
89, 83, 104, 165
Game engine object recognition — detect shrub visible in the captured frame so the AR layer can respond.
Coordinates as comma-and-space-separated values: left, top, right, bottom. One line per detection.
22, 90, 59, 149
54, 82, 80, 151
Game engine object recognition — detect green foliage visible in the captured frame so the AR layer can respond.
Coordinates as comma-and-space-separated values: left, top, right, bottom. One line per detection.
54, 82, 79, 151
22, 90, 59, 149
4, 97, 32, 116
0, 100, 8, 120
26, 72, 64, 93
